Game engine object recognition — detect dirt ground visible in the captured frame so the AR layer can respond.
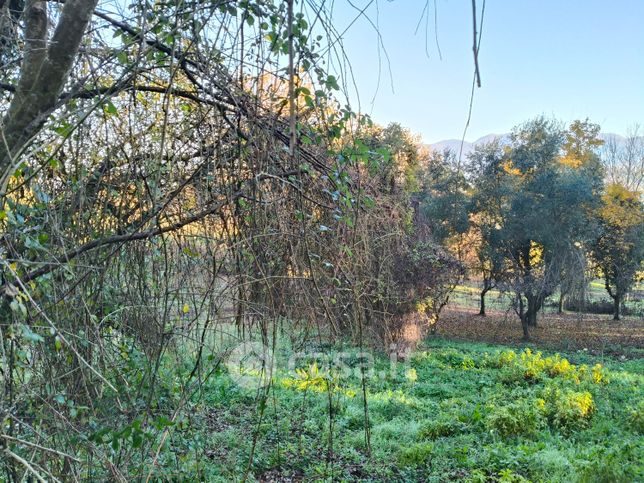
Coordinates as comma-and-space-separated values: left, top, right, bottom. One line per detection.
435, 306, 644, 357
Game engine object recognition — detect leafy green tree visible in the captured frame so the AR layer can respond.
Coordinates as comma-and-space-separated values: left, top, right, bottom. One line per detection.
468, 118, 603, 339
467, 141, 510, 315
362, 122, 422, 194
419, 148, 470, 244
591, 183, 644, 320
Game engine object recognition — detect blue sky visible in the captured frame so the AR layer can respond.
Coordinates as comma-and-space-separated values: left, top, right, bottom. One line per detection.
329, 0, 644, 143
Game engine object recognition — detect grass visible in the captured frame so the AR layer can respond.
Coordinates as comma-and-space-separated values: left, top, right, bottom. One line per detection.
145, 336, 644, 481
451, 279, 644, 317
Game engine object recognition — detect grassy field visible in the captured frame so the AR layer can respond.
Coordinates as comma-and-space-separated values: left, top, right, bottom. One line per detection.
449, 280, 644, 318
135, 337, 644, 482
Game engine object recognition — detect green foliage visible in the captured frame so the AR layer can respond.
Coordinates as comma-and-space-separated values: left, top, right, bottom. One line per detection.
466, 117, 606, 334
626, 399, 644, 433
486, 400, 541, 437
419, 148, 471, 242
146, 338, 641, 481
397, 442, 434, 466
578, 443, 643, 483
486, 347, 608, 387
539, 386, 595, 431
419, 418, 465, 439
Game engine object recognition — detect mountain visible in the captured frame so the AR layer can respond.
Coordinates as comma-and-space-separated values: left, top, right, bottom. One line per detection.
425, 133, 510, 159
426, 132, 628, 159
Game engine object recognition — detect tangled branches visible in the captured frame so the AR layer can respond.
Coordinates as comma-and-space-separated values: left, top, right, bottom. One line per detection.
0, 1, 459, 478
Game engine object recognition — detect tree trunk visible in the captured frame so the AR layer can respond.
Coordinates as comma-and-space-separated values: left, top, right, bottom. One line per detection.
526, 295, 539, 327
479, 288, 489, 316
0, 0, 99, 178
558, 293, 564, 314
528, 308, 538, 327
518, 295, 530, 340
613, 295, 621, 321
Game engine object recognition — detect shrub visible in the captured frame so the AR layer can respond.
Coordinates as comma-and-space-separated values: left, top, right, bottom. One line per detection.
626, 399, 644, 433
540, 387, 595, 431
492, 349, 606, 385
434, 348, 475, 368
528, 448, 574, 481
578, 445, 640, 483
466, 469, 530, 483
462, 356, 476, 370
419, 418, 462, 439
591, 363, 609, 384
564, 297, 614, 314
520, 349, 547, 380
544, 354, 576, 378
484, 349, 517, 369
497, 468, 530, 482
486, 401, 541, 437
397, 442, 434, 466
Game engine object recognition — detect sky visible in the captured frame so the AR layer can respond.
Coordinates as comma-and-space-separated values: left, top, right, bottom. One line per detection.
329, 0, 644, 144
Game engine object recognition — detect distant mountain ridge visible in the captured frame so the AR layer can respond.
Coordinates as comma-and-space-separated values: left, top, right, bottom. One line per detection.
426, 133, 628, 159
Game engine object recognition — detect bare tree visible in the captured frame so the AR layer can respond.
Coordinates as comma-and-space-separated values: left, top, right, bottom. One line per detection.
602, 125, 644, 193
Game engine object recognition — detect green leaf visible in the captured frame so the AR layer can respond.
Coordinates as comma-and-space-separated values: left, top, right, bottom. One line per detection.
25, 236, 45, 251
21, 325, 44, 343
132, 432, 143, 448
326, 75, 339, 90
153, 416, 175, 429
10, 300, 27, 317
53, 122, 73, 138
103, 100, 118, 115
116, 51, 128, 65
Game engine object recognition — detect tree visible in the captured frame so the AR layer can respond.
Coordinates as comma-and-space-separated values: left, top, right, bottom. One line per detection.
419, 148, 470, 244
601, 124, 644, 193
473, 223, 508, 316
556, 247, 587, 314
467, 140, 510, 316
362, 122, 422, 194
591, 183, 644, 320
468, 118, 603, 339
0, 1, 384, 478
0, 0, 99, 181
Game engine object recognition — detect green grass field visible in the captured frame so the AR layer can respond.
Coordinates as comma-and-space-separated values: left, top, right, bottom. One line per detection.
133, 337, 644, 481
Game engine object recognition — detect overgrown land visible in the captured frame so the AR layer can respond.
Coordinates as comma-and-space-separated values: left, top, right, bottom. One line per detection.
0, 1, 642, 481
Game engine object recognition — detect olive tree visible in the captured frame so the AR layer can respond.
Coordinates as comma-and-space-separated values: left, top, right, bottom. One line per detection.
591, 183, 644, 320
468, 118, 603, 339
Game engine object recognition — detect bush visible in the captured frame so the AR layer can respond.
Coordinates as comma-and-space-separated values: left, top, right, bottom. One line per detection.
434, 348, 477, 369
483, 349, 517, 369
626, 399, 644, 434
466, 468, 530, 483
540, 387, 595, 431
564, 297, 613, 314
578, 444, 641, 483
486, 401, 541, 437
491, 348, 607, 385
418, 418, 463, 439
397, 442, 434, 466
